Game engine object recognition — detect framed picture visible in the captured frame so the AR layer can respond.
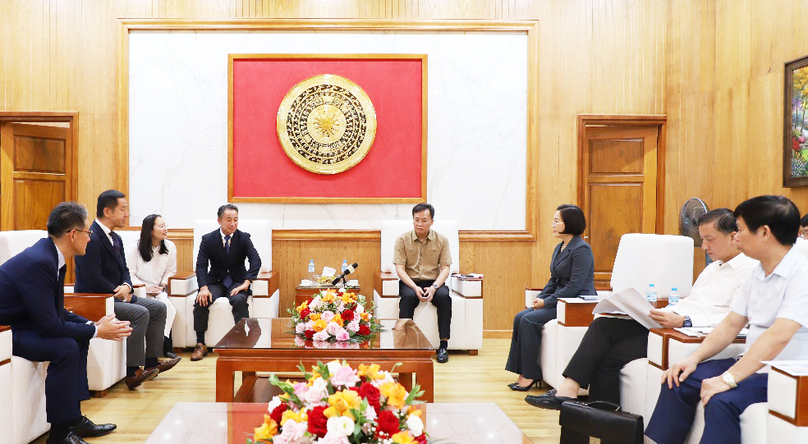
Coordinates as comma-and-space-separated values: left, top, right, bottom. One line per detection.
784, 56, 808, 187
228, 54, 427, 203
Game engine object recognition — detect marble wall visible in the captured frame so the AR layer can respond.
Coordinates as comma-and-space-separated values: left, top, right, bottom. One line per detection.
128, 30, 528, 230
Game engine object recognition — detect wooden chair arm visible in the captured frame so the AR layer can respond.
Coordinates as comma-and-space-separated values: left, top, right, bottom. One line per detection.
64, 293, 112, 322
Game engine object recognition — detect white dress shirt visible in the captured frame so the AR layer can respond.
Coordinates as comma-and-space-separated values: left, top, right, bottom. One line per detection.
661, 252, 757, 326
731, 245, 808, 361
125, 239, 177, 287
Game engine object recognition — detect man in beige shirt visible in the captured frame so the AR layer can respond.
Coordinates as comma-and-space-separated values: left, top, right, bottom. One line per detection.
394, 203, 453, 363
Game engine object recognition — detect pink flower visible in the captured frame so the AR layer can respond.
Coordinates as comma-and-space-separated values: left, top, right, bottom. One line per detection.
320, 311, 335, 322
326, 322, 342, 336
295, 323, 306, 334
293, 336, 306, 347
335, 329, 350, 342
313, 330, 330, 341
346, 320, 360, 333
330, 365, 360, 388
275, 419, 308, 444
318, 431, 350, 444
293, 382, 308, 398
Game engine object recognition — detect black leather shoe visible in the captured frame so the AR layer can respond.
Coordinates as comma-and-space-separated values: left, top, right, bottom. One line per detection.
524, 393, 578, 410
436, 347, 449, 363
510, 380, 539, 391
164, 336, 177, 359
72, 416, 117, 438
46, 431, 89, 444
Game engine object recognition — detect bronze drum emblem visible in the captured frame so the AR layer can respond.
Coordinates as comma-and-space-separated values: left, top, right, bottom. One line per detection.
277, 74, 377, 174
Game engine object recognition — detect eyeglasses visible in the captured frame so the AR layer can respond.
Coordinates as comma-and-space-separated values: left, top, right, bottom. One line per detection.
70, 228, 93, 237
552, 219, 564, 226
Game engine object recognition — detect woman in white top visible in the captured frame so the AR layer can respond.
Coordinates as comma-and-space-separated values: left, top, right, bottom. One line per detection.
126, 214, 178, 358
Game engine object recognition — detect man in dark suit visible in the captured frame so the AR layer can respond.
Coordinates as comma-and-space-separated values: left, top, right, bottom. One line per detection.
191, 203, 261, 361
75, 190, 179, 390
0, 202, 132, 444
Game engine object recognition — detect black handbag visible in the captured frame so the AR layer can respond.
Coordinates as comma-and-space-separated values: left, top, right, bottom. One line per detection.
558, 400, 643, 444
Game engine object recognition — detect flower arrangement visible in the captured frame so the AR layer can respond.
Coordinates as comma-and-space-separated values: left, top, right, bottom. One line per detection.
290, 289, 383, 342
249, 360, 428, 444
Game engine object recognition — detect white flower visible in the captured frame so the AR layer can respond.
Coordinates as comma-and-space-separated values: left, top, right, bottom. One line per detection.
355, 304, 365, 314
267, 396, 283, 413
295, 323, 306, 334
406, 414, 424, 437
326, 360, 343, 376
326, 415, 355, 436
309, 299, 322, 310
311, 376, 328, 393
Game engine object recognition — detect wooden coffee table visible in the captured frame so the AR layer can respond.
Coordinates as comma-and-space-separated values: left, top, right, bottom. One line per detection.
215, 318, 435, 402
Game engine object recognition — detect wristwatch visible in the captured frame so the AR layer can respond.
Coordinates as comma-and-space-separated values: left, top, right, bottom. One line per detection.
431, 284, 439, 289
721, 371, 738, 389
683, 316, 692, 328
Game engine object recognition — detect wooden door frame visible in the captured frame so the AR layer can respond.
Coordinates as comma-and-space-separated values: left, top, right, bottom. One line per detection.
0, 112, 79, 206
577, 114, 667, 234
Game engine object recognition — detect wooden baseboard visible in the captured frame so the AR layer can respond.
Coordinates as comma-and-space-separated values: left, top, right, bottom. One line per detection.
484, 330, 511, 339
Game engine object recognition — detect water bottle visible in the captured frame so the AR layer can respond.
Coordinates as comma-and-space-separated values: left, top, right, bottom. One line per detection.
646, 284, 657, 305
341, 260, 348, 274
668, 287, 679, 306
308, 259, 315, 282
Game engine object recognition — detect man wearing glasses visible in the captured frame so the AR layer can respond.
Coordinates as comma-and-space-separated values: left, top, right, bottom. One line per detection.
0, 202, 132, 444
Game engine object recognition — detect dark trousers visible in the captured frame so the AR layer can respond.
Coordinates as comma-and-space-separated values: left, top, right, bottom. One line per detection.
562, 317, 649, 405
505, 306, 557, 381
193, 282, 249, 335
398, 280, 451, 340
12, 329, 89, 424
645, 358, 768, 444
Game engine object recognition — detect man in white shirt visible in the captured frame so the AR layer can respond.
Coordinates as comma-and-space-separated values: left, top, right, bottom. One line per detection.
645, 195, 808, 444
526, 208, 757, 409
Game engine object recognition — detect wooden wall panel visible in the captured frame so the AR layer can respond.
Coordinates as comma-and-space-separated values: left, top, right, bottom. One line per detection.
0, 0, 671, 331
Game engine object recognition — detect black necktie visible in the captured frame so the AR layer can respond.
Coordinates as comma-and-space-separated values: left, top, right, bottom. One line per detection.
224, 234, 231, 256
58, 265, 67, 315
223, 235, 233, 288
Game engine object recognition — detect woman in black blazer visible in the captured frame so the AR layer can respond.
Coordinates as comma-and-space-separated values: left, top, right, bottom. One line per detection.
506, 204, 597, 390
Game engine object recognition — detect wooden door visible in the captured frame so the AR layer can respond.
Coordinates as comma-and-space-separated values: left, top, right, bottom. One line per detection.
578, 116, 665, 289
0, 123, 74, 230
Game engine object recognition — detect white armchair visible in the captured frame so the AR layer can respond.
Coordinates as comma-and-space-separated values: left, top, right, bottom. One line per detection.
373, 220, 483, 352
538, 233, 694, 397
170, 220, 279, 348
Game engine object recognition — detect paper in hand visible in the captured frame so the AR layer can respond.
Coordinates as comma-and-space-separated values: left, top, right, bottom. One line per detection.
593, 287, 662, 330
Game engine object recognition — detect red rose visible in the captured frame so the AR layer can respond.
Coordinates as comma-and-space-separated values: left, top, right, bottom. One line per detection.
377, 410, 400, 435
415, 433, 428, 444
307, 405, 328, 437
304, 330, 315, 339
300, 308, 311, 318
356, 382, 381, 408
269, 403, 287, 425
341, 309, 355, 321
358, 324, 371, 336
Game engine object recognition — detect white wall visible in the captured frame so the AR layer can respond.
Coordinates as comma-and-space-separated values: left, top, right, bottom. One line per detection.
129, 30, 528, 230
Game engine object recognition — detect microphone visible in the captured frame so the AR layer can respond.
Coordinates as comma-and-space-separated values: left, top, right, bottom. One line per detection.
332, 263, 358, 285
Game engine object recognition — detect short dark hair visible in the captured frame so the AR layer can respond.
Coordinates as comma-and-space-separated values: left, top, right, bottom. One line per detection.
801, 213, 808, 228
734, 195, 800, 246
697, 208, 738, 234
48, 202, 88, 237
412, 203, 435, 219
557, 204, 586, 236
138, 214, 168, 262
96, 189, 125, 218
217, 203, 239, 219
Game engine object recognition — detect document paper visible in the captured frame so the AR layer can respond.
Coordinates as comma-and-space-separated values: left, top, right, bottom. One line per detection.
593, 287, 662, 330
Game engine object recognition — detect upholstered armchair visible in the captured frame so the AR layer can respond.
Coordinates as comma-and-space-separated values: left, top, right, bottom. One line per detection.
170, 219, 279, 348
373, 220, 483, 352
537, 233, 694, 398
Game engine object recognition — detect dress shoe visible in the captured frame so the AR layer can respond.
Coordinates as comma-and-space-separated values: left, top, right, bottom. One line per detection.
164, 336, 177, 359
524, 393, 579, 410
191, 343, 208, 361
72, 416, 117, 438
46, 431, 89, 444
148, 356, 181, 374
124, 367, 159, 390
510, 380, 539, 391
436, 347, 449, 363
